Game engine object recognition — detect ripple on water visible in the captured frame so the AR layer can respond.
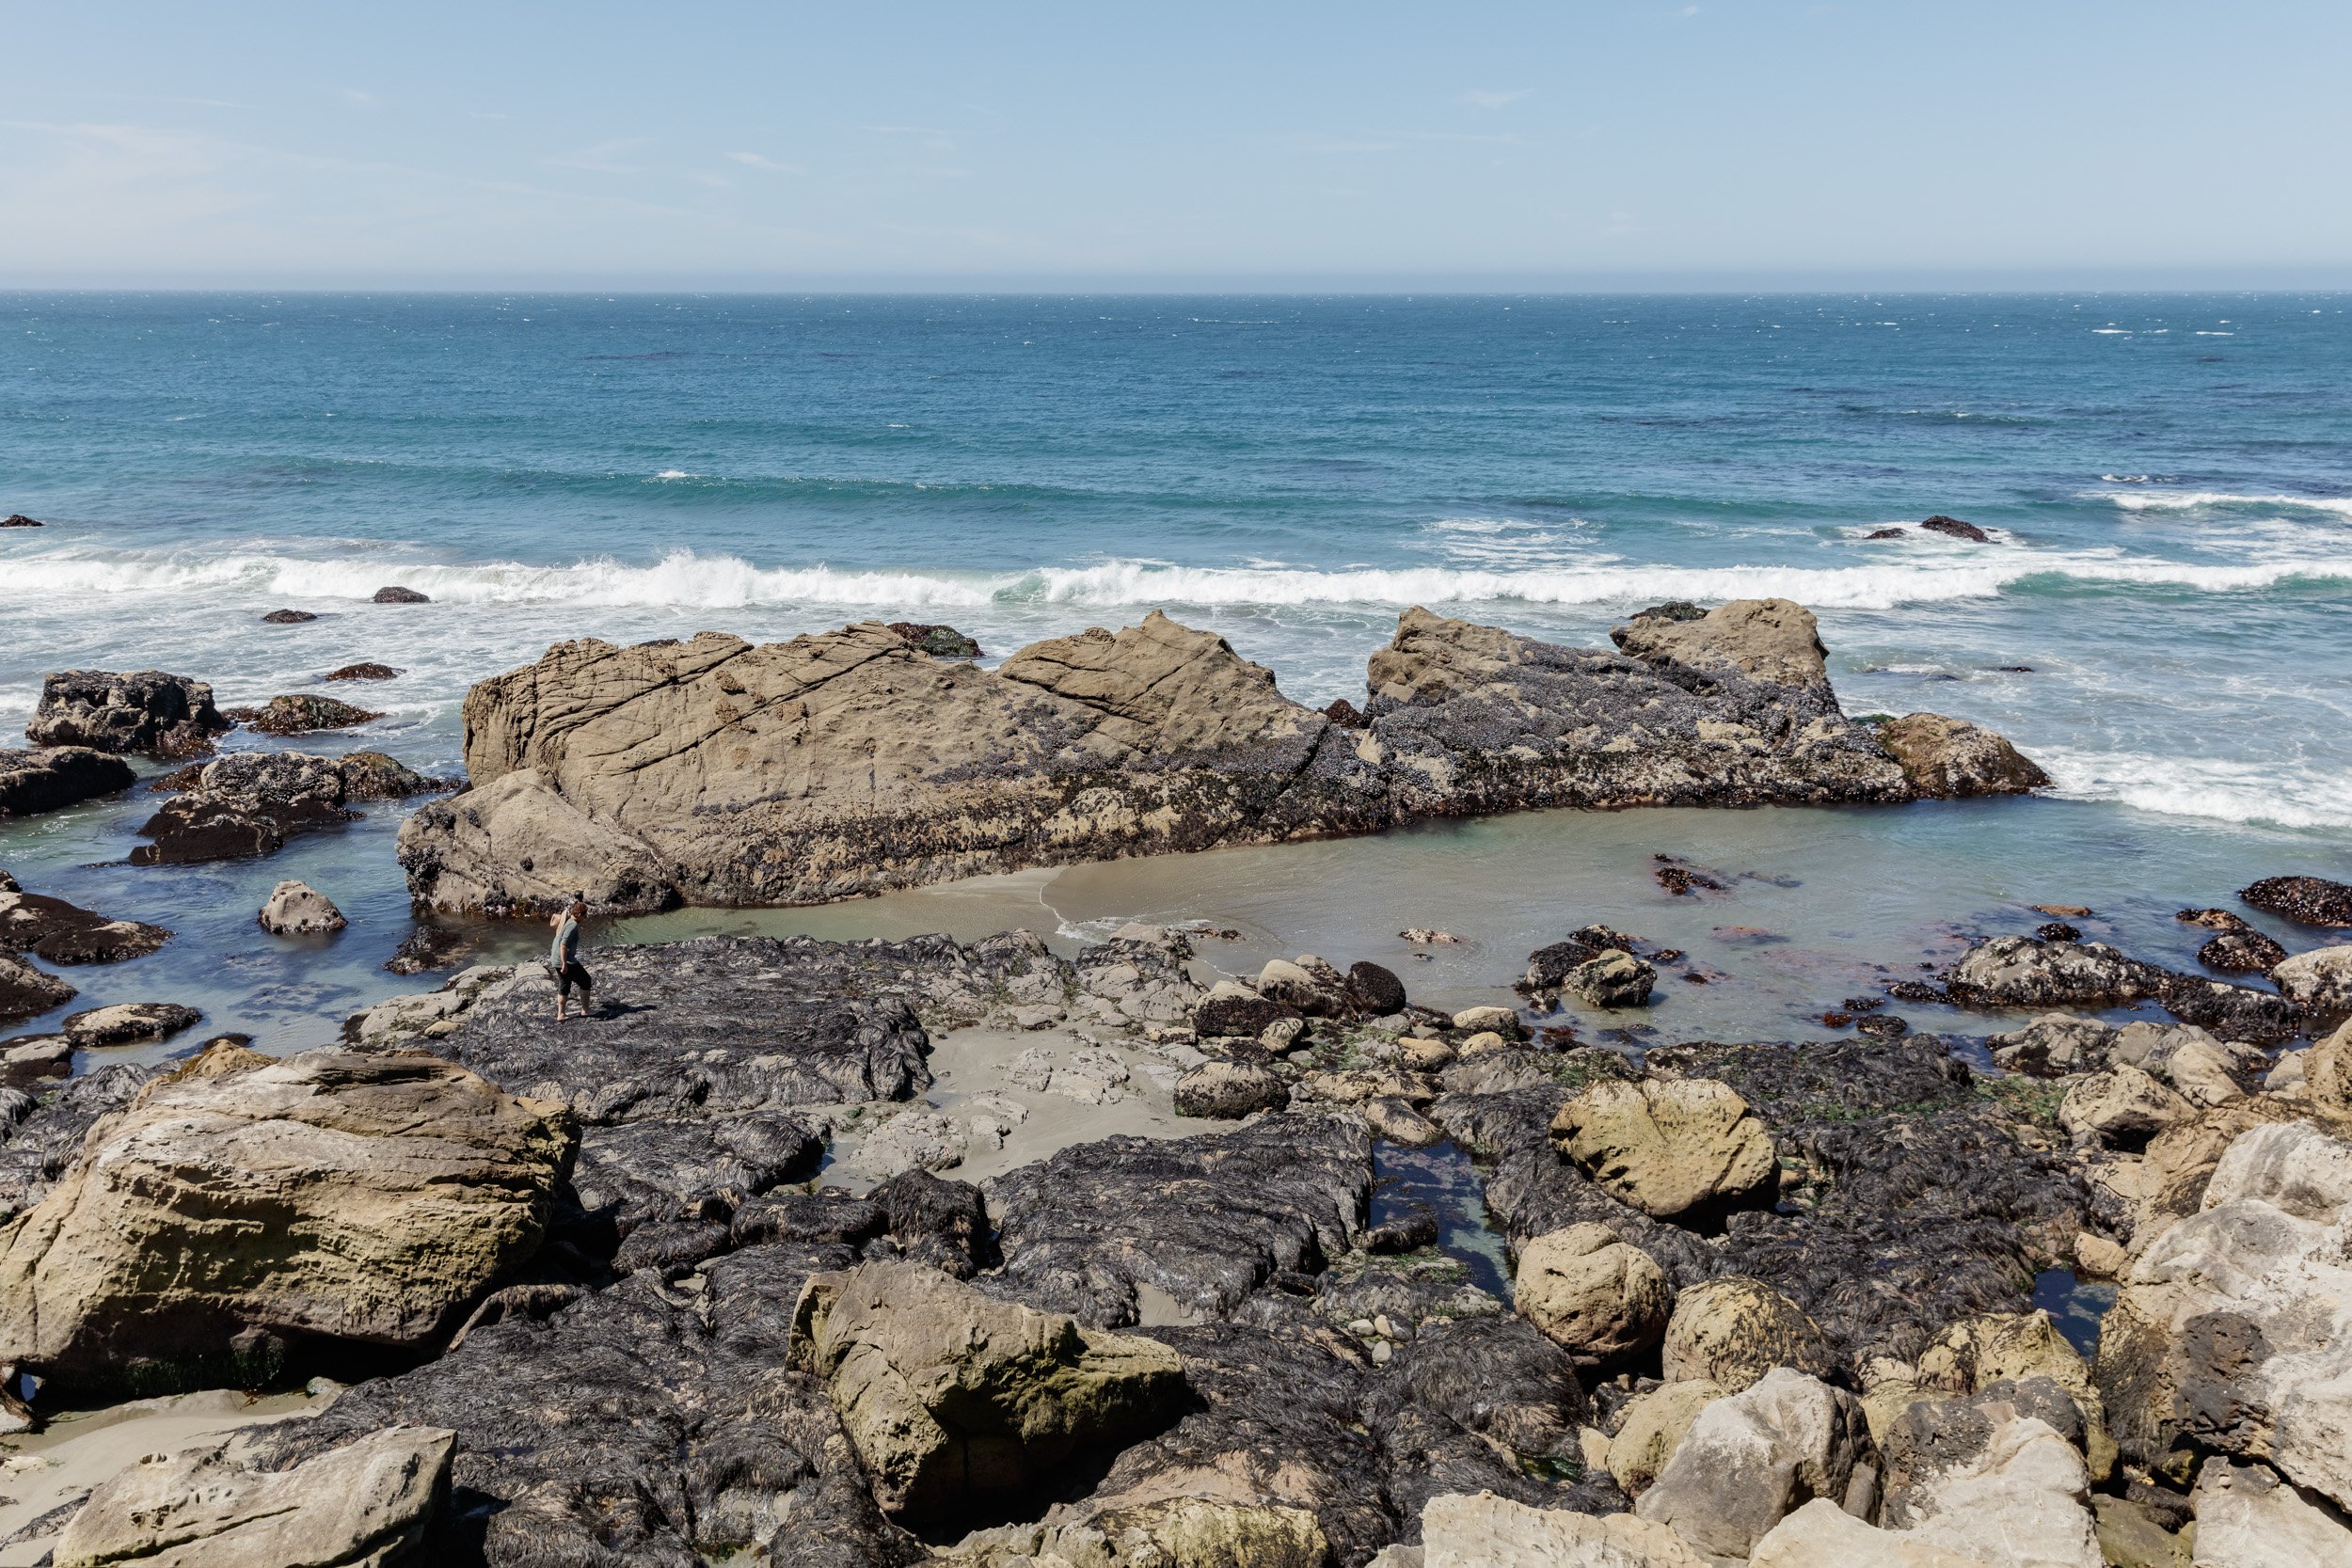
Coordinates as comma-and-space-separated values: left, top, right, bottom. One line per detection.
1372, 1139, 1511, 1298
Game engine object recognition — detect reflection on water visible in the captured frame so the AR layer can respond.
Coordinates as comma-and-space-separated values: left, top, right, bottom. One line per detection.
2032, 1266, 2119, 1358
1374, 1139, 1511, 1297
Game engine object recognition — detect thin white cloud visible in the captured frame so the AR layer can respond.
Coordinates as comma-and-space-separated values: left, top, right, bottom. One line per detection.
1465, 89, 1532, 110
726, 150, 800, 172
544, 137, 649, 175
342, 88, 377, 105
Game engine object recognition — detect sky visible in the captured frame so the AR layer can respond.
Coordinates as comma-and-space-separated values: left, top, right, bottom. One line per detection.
4, 1, 2349, 290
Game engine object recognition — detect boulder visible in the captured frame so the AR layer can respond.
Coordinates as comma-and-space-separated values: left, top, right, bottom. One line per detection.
1512, 1223, 1670, 1367
0, 954, 75, 1023
1878, 1395, 2101, 1568
53, 1424, 453, 1568
0, 513, 40, 527
2307, 1019, 2352, 1113
61, 1000, 200, 1046
1174, 1059, 1289, 1118
1259, 957, 1344, 1014
2058, 1066, 2194, 1148
1986, 1013, 2116, 1076
1606, 1380, 1725, 1497
2239, 875, 2352, 928
1609, 596, 1833, 690
1750, 1498, 1993, 1567
372, 585, 430, 603
1912, 1311, 2114, 1481
399, 605, 2035, 913
1193, 993, 1302, 1041
1660, 1276, 1833, 1391
26, 670, 231, 757
0, 1040, 573, 1390
1633, 1367, 1870, 1562
1346, 960, 1408, 1016
1560, 949, 1657, 1008
222, 692, 384, 735
325, 661, 403, 680
2187, 1457, 2352, 1567
0, 746, 135, 817
1452, 1005, 1521, 1036
885, 621, 982, 657
2199, 927, 2286, 974
130, 751, 358, 864
258, 879, 346, 934
1549, 1078, 1777, 1227
261, 608, 317, 623
789, 1259, 1185, 1523
1876, 713, 2049, 798
0, 880, 168, 963
1919, 515, 1994, 543
2272, 943, 2352, 1014
336, 750, 442, 799
2093, 1120, 2352, 1508
1414, 1490, 1712, 1567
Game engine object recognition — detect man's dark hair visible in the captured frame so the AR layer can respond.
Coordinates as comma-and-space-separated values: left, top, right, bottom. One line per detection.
572, 893, 586, 905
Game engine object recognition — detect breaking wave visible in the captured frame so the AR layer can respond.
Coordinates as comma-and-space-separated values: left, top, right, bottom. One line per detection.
2036, 748, 2352, 832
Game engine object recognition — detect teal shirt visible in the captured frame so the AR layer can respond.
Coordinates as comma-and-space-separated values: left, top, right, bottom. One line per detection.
552, 914, 581, 967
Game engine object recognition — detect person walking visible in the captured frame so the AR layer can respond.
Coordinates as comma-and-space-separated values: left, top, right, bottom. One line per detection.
549, 894, 593, 1022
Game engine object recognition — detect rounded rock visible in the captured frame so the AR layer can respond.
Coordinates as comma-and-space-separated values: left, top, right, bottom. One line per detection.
259, 879, 347, 936
1173, 1060, 1289, 1119
1514, 1223, 1671, 1366
1661, 1275, 1832, 1391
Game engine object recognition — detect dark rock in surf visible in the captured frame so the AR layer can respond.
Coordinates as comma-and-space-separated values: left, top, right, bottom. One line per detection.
2036, 921, 2082, 942
0, 515, 41, 529
26, 670, 231, 758
0, 957, 75, 1027
0, 747, 135, 819
372, 585, 431, 604
1866, 527, 1907, 539
384, 926, 469, 976
223, 693, 384, 736
132, 752, 360, 864
261, 608, 318, 624
2199, 928, 2287, 974
324, 662, 404, 682
338, 750, 443, 800
1343, 960, 1407, 1017
882, 622, 979, 658
2239, 875, 2352, 928
1920, 515, 1994, 543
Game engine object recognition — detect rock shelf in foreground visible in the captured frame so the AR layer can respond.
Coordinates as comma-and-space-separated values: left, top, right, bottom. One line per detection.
398, 599, 2043, 915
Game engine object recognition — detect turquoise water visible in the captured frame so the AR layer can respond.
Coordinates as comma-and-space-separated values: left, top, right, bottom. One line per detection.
1, 292, 2346, 1050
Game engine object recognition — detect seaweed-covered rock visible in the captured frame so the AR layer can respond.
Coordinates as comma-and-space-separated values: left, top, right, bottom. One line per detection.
985, 1113, 1369, 1325
1174, 1059, 1289, 1118
325, 661, 404, 681
131, 751, 359, 864
0, 880, 167, 964
884, 622, 981, 658
60, 1000, 200, 1047
1947, 936, 2301, 1041
26, 670, 230, 757
0, 954, 74, 1024
2273, 943, 2352, 1015
0, 1064, 154, 1220
1876, 712, 2049, 798
2199, 927, 2287, 974
0, 1041, 573, 1393
222, 692, 384, 735
373, 585, 431, 604
2239, 875, 2352, 928
0, 747, 135, 818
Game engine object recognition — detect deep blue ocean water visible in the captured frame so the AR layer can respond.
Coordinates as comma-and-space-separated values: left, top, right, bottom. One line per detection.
2, 292, 2347, 1050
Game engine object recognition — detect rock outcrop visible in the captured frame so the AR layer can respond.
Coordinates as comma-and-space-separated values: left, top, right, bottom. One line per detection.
2239, 875, 2352, 928
0, 877, 168, 963
0, 954, 75, 1024
1633, 1368, 1871, 1562
0, 747, 135, 817
223, 691, 385, 735
790, 1260, 1185, 1524
399, 602, 2040, 913
133, 749, 435, 864
2273, 943, 2352, 1015
1875, 713, 2051, 798
259, 879, 347, 934
1947, 935, 2302, 1041
27, 670, 231, 756
0, 1040, 573, 1392
53, 1425, 453, 1568
1549, 1078, 1778, 1227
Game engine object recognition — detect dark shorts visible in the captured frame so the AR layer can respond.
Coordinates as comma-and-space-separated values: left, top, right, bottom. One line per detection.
556, 958, 592, 1000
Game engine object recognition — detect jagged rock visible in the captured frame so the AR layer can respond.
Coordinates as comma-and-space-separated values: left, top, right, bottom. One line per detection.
26, 670, 230, 757
1609, 596, 1832, 689
2307, 1019, 2352, 1113
372, 585, 430, 603
1987, 1014, 2116, 1076
1549, 1078, 1777, 1227
338, 750, 442, 799
1919, 515, 1994, 543
53, 1424, 453, 1568
1174, 1059, 1289, 1118
384, 925, 469, 976
1875, 713, 2049, 798
2239, 875, 2352, 928
0, 880, 168, 963
60, 1000, 200, 1047
1561, 949, 1657, 1008
261, 608, 318, 623
2272, 943, 2352, 1014
130, 751, 365, 864
1413, 1491, 1711, 1567
0, 1041, 572, 1392
1909, 1311, 2115, 1481
884, 621, 981, 658
985, 1112, 1368, 1325
1878, 1394, 2101, 1568
258, 879, 346, 934
1633, 1368, 1870, 1562
325, 661, 404, 680
0, 514, 40, 527
2090, 1496, 2189, 1568
1607, 1380, 1725, 1497
2187, 1457, 2352, 1567
1073, 927, 1203, 1024
1750, 1499, 1993, 1567
0, 955, 75, 1024
399, 604, 2036, 913
2058, 1066, 2193, 1148
944, 1499, 1327, 1568
2094, 1120, 2352, 1509
0, 1064, 153, 1220
1661, 1277, 1832, 1391
1512, 1223, 1670, 1366
221, 692, 383, 735
1947, 936, 2300, 1041
790, 1259, 1185, 1524
1191, 993, 1300, 1041
2200, 927, 2287, 974
850, 1108, 966, 1179
0, 747, 135, 817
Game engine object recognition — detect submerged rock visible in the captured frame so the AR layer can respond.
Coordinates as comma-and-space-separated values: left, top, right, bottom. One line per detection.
0, 747, 136, 818
2239, 875, 2352, 928
0, 1040, 573, 1393
261, 607, 319, 623
26, 670, 231, 757
398, 602, 2038, 914
372, 584, 431, 603
60, 1000, 200, 1046
54, 1424, 454, 1568
325, 660, 404, 680
223, 692, 385, 735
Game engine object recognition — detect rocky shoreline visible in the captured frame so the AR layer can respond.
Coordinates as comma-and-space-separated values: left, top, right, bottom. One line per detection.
395, 600, 2043, 915
0, 855, 2338, 1564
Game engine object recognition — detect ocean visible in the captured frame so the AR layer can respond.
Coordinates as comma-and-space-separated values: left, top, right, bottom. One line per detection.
3, 291, 2348, 1053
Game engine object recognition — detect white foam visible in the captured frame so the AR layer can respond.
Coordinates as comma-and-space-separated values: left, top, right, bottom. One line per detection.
2095, 490, 2352, 515
2, 544, 2347, 617
2037, 748, 2352, 832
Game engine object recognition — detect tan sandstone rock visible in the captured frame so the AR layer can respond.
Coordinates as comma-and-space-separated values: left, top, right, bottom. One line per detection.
1750, 1498, 1994, 1568
1874, 713, 2050, 798
790, 1259, 1185, 1524
1606, 1380, 1726, 1497
1549, 1078, 1777, 1227
1416, 1490, 1713, 1568
1633, 1367, 1871, 1562
0, 1040, 573, 1389
257, 878, 346, 934
1660, 1275, 1832, 1391
1514, 1224, 1671, 1367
